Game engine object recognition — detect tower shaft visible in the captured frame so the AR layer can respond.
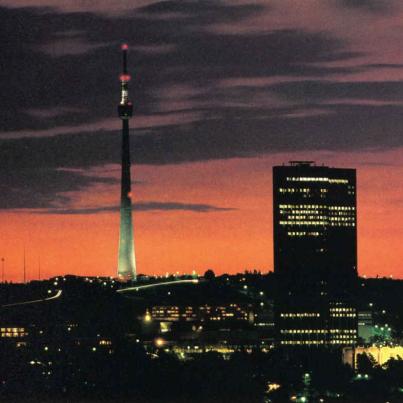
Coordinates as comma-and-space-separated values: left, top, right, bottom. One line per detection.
117, 44, 136, 281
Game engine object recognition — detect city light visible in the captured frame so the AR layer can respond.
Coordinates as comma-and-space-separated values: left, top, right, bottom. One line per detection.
1, 5, 402, 403
144, 311, 152, 323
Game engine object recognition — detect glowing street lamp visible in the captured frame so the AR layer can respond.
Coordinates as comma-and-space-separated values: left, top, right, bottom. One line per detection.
144, 310, 152, 323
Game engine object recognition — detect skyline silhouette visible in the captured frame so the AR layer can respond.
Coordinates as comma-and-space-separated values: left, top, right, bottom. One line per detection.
0, 1, 402, 281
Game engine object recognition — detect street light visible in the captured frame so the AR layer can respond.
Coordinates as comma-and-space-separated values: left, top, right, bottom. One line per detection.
1, 258, 4, 283
144, 311, 152, 323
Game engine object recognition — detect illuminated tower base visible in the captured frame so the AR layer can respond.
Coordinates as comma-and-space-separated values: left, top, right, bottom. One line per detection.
117, 44, 136, 281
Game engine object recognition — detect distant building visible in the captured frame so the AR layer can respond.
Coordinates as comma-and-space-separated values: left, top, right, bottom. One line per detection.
343, 346, 403, 367
140, 298, 275, 355
149, 303, 253, 323
273, 161, 358, 347
358, 311, 374, 343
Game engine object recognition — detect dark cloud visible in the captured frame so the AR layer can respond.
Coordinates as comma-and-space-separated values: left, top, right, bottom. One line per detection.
1, 80, 403, 211
2, 99, 402, 169
365, 64, 403, 69
268, 80, 403, 102
129, 103, 403, 162
0, 2, 262, 131
336, 0, 396, 14
140, 0, 263, 23
0, 3, 358, 132
1, 1, 402, 211
40, 201, 235, 214
0, 166, 115, 209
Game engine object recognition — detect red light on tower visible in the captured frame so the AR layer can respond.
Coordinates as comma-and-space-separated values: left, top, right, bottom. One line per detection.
120, 74, 131, 82
121, 43, 129, 50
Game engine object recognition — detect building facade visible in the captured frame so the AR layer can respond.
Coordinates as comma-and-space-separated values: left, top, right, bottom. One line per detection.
149, 303, 253, 323
273, 161, 358, 347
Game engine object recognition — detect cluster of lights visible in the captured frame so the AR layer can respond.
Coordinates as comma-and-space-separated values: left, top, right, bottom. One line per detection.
285, 176, 349, 185
280, 313, 320, 318
172, 342, 273, 357
278, 176, 356, 230
329, 222, 355, 227
288, 214, 327, 220
281, 340, 325, 345
329, 215, 354, 221
329, 179, 349, 184
266, 382, 281, 393
329, 215, 355, 221
278, 187, 329, 197
374, 324, 392, 332
330, 334, 355, 340
174, 345, 235, 355
150, 304, 250, 322
286, 176, 329, 182
330, 307, 355, 312
255, 322, 273, 327
280, 329, 327, 334
280, 203, 326, 209
0, 327, 27, 338
281, 339, 356, 345
329, 340, 355, 344
279, 220, 327, 226
287, 231, 320, 236
280, 203, 327, 208
99, 340, 112, 346
279, 188, 302, 194
330, 313, 356, 318
329, 206, 355, 211
279, 203, 355, 228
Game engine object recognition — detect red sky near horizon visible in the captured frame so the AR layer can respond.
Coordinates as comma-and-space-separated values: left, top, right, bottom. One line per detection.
0, 1, 402, 281
1, 149, 402, 282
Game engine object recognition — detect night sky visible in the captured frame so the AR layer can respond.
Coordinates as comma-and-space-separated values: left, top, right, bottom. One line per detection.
1, 0, 402, 281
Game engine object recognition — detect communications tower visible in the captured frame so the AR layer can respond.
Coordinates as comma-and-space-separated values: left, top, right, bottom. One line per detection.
117, 43, 136, 281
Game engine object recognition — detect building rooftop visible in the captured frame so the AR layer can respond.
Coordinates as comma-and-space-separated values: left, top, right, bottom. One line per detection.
288, 161, 316, 167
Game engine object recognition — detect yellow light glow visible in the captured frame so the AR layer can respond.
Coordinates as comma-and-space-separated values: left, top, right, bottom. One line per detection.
155, 338, 164, 347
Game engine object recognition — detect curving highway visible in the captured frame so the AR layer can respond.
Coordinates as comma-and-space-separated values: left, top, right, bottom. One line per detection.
0, 278, 200, 307
117, 279, 199, 294
1, 289, 63, 308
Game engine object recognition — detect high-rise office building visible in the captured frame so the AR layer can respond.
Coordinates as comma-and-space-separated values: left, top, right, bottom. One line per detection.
273, 161, 357, 347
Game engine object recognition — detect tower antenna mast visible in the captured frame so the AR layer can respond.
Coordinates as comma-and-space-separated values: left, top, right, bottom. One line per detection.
117, 43, 136, 282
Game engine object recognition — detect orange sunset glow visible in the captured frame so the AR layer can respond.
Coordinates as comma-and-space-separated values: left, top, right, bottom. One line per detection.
1, 1, 403, 282
1, 148, 402, 282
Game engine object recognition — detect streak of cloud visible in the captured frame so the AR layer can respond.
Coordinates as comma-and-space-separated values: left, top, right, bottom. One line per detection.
40, 201, 235, 214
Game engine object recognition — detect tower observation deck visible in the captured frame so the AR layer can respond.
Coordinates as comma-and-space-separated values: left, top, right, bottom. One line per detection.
117, 43, 136, 281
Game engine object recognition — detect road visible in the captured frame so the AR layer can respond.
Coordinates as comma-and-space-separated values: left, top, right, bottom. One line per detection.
117, 279, 199, 294
0, 278, 200, 306
1, 289, 62, 308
